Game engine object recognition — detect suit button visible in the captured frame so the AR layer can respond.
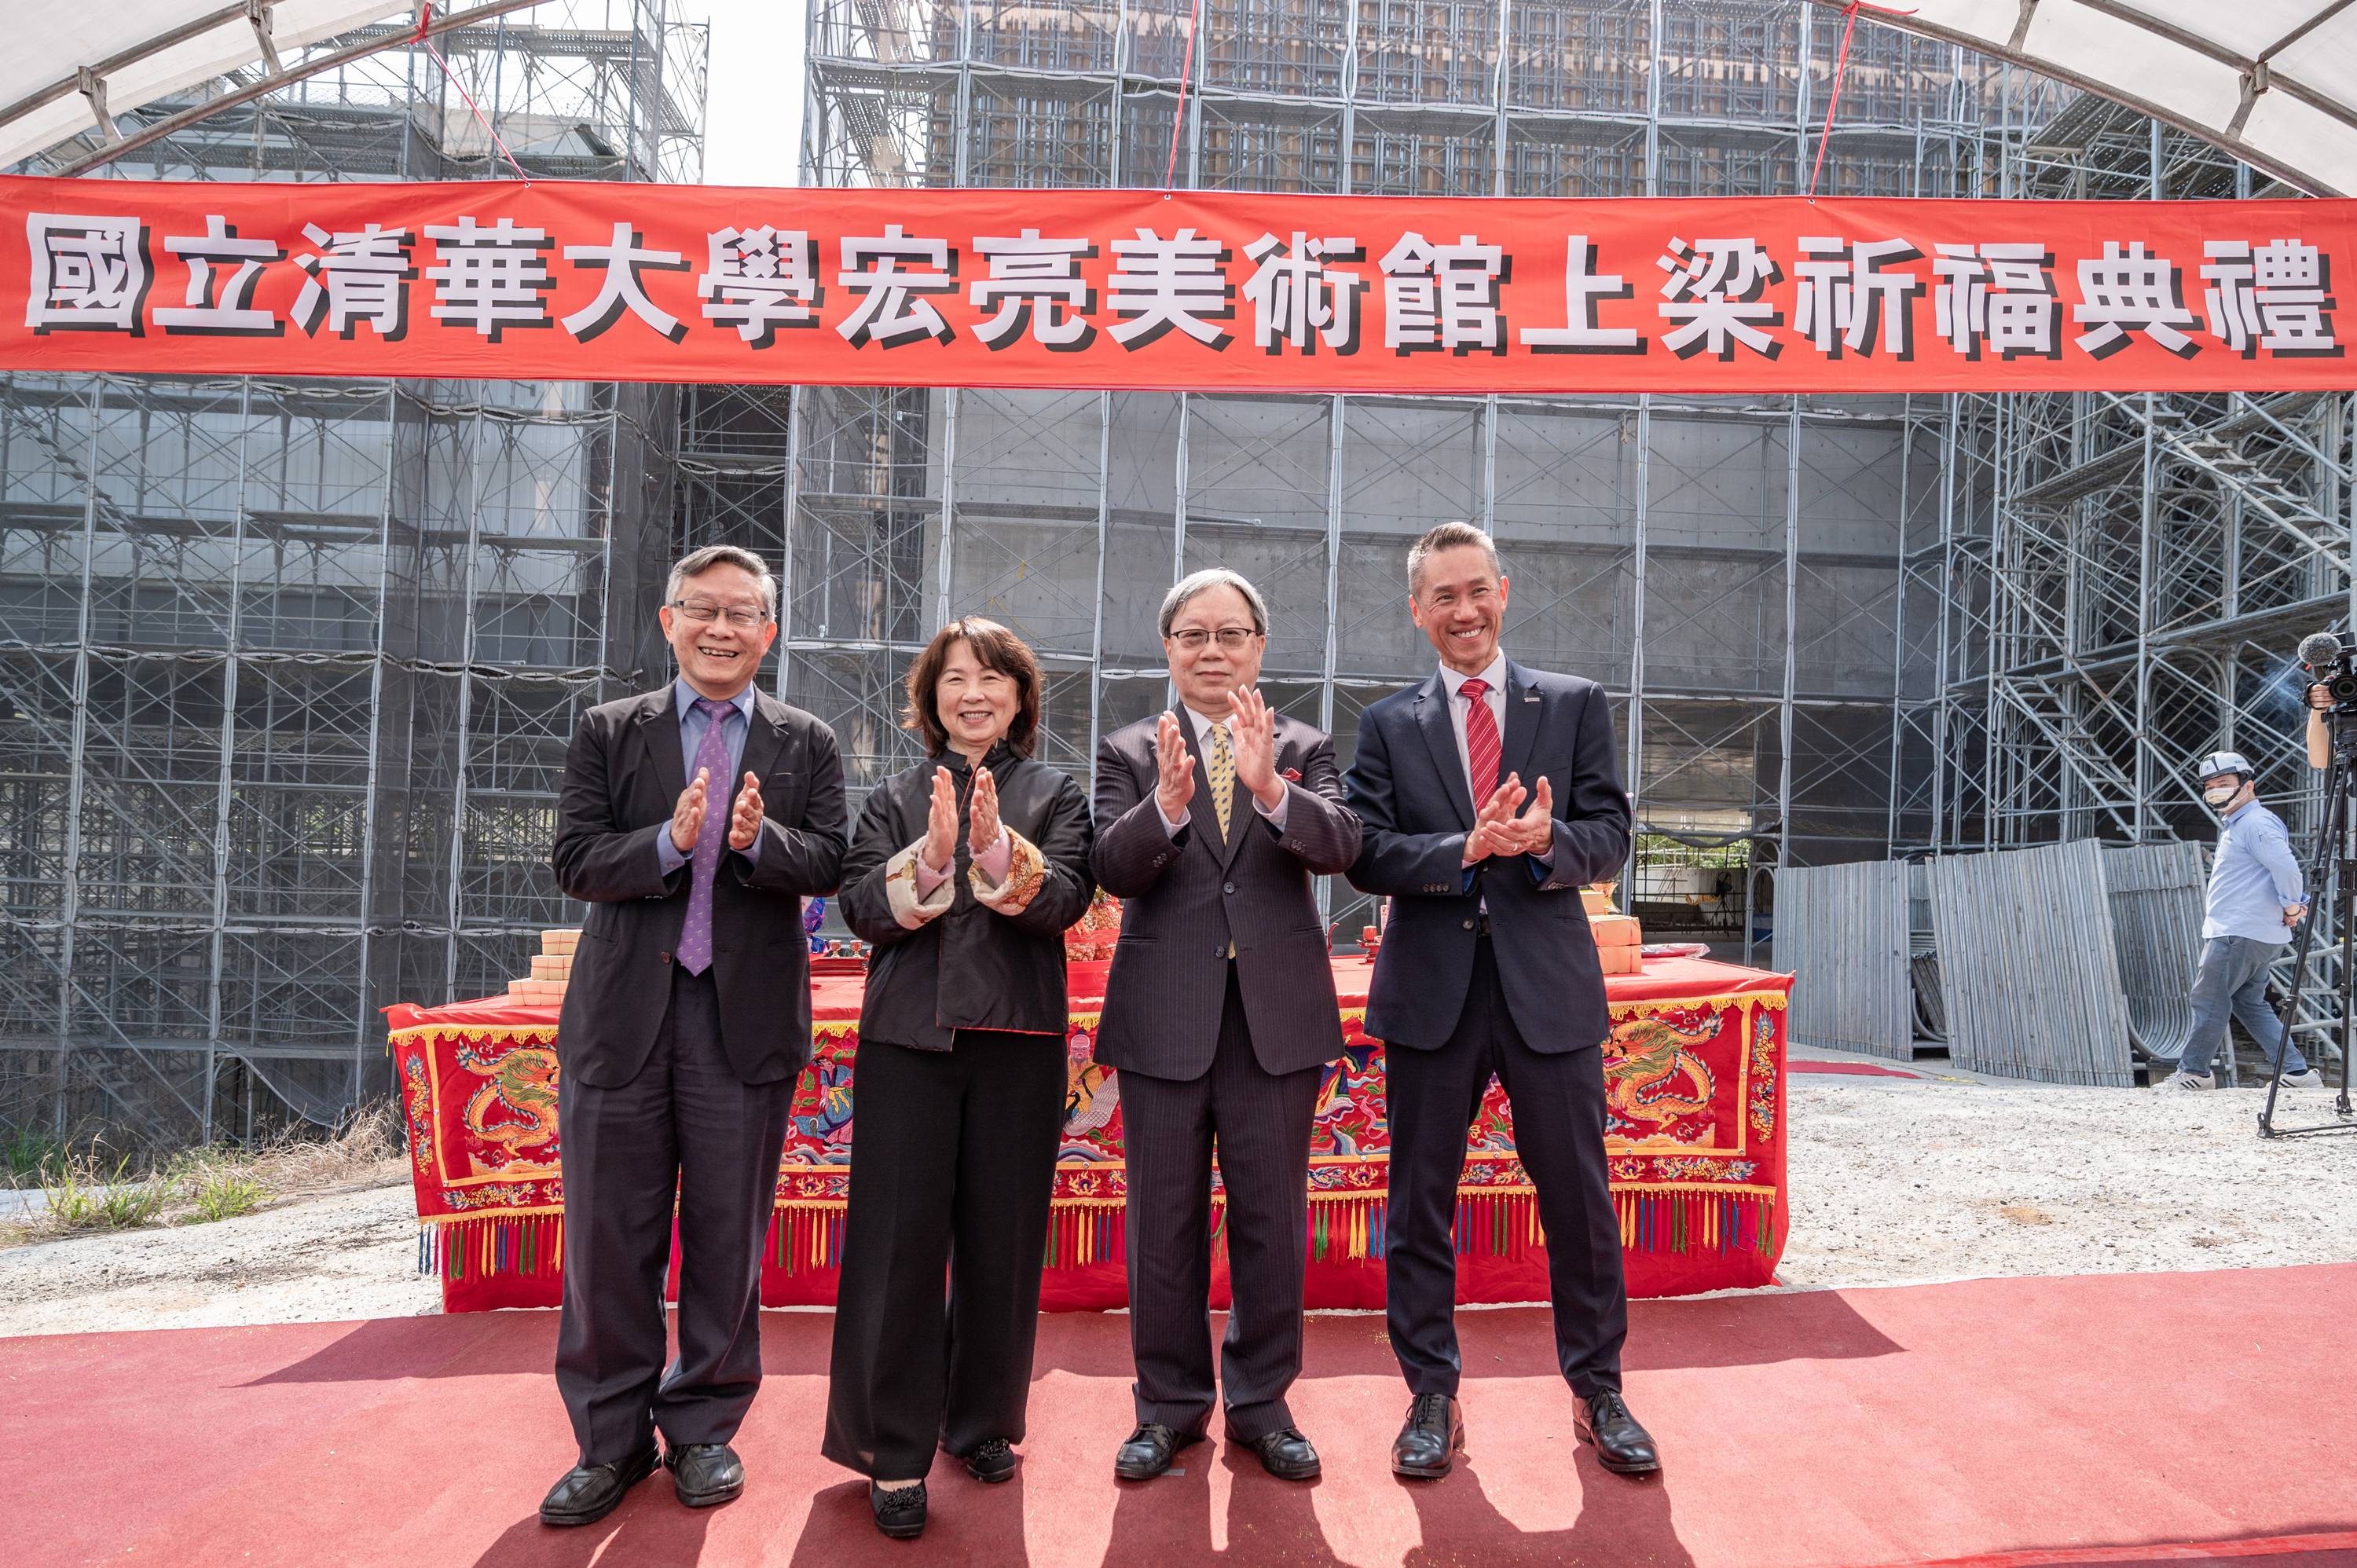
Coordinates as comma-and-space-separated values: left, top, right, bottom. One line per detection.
1223, 881, 1236, 895
1461, 920, 1474, 930
659, 951, 673, 964
1212, 943, 1225, 958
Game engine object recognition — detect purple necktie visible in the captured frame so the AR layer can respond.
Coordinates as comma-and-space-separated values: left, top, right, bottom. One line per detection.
676, 696, 735, 976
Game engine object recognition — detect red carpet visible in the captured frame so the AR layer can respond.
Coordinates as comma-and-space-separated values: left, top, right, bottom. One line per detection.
7, 1266, 2352, 1568
1792, 1060, 1927, 1078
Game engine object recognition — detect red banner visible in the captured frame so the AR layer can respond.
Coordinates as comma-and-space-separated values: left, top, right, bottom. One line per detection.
6, 173, 2351, 394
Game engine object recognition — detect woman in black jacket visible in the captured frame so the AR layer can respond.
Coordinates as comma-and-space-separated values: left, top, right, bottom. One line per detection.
823, 615, 1094, 1538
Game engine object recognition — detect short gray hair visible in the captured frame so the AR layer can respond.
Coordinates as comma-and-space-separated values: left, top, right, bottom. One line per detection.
1406, 522, 1503, 598
665, 544, 776, 618
1158, 568, 1269, 639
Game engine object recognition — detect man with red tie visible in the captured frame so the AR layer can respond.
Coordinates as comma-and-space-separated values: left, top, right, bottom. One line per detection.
1343, 521, 1654, 1480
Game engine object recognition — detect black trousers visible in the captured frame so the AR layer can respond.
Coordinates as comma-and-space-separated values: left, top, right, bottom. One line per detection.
554, 965, 795, 1466
1384, 935, 1627, 1398
1120, 964, 1322, 1442
822, 1028, 1065, 1480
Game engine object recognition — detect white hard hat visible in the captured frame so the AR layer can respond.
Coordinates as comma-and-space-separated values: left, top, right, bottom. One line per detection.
2195, 752, 2253, 781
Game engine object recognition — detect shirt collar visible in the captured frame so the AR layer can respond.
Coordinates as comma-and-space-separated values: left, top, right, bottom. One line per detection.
2221, 794, 2259, 823
1179, 703, 1233, 740
674, 676, 757, 722
1439, 654, 1508, 698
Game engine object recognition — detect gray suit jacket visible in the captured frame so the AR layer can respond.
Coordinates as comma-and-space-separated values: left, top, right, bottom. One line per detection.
1091, 706, 1362, 1079
551, 684, 847, 1088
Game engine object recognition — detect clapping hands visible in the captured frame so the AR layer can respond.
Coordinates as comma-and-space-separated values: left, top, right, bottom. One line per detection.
968, 764, 1003, 858
1461, 772, 1556, 866
1226, 687, 1285, 811
922, 766, 959, 872
1154, 712, 1196, 822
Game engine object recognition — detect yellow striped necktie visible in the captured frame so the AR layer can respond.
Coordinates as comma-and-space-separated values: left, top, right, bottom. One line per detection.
1208, 721, 1235, 840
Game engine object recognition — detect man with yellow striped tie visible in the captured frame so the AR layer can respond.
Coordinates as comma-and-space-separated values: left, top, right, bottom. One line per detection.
1088, 568, 1364, 1485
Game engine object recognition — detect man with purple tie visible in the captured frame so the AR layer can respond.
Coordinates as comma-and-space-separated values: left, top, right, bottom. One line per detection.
540, 546, 847, 1526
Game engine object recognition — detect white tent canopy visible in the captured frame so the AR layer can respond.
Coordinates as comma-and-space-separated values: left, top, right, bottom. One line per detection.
1, 2, 545, 174
1837, 0, 2357, 196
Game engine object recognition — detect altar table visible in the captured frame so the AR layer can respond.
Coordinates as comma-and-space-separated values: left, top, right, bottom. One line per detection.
386, 956, 1791, 1314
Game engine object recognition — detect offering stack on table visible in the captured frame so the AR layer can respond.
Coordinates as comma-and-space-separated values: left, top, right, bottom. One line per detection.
1585, 885, 1644, 974
505, 929, 578, 1006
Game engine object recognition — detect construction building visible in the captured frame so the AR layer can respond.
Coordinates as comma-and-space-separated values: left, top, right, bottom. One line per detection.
4, 1, 2344, 1145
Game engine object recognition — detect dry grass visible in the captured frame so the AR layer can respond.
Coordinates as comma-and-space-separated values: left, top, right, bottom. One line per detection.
2, 1102, 406, 1247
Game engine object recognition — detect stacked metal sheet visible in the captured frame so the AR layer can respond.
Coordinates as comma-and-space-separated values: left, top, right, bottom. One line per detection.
2102, 844, 2211, 1072
1778, 860, 1913, 1061
1926, 841, 2139, 1086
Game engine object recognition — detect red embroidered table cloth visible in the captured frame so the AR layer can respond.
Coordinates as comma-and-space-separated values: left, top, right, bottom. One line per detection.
386, 956, 1791, 1313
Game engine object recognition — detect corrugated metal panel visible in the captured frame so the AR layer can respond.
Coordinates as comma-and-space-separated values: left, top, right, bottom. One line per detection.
1780, 861, 1912, 1060
1926, 841, 2139, 1086
2102, 843, 2211, 1068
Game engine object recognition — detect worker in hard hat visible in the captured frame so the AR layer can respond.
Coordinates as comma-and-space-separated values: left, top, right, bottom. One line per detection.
2161, 752, 2324, 1090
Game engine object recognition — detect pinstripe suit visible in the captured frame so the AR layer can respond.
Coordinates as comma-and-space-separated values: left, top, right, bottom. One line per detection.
1091, 705, 1362, 1440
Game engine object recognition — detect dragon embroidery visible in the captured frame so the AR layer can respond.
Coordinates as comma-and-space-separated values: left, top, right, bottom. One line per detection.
456, 1043, 561, 1176
1602, 1013, 1718, 1147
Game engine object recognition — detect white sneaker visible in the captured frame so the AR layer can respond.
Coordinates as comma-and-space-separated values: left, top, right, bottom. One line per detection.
2158, 1069, 2215, 1090
2276, 1068, 2326, 1089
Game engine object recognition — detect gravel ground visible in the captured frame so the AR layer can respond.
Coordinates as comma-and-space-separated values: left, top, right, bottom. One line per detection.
2, 1074, 2352, 1335
1778, 1072, 2357, 1286
0, 1181, 441, 1336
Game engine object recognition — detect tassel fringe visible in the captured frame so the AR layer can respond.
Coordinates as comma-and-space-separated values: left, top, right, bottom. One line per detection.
413, 1189, 1778, 1284
416, 1212, 565, 1281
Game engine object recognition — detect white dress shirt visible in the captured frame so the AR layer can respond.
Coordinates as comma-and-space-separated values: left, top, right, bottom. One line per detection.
1160, 705, 1289, 835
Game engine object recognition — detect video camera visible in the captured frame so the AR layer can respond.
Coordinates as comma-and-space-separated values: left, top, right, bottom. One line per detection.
2300, 630, 2357, 712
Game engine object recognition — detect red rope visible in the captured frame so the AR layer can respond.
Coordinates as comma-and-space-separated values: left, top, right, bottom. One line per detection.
414, 2, 533, 184
1163, 0, 1204, 192
1806, 2, 1915, 201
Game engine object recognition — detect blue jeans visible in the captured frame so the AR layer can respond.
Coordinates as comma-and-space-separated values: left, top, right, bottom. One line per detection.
2179, 936, 2308, 1078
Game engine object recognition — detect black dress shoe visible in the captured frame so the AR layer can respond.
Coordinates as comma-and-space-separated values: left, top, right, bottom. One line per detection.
1114, 1422, 1202, 1480
539, 1443, 661, 1526
1229, 1426, 1321, 1482
1574, 1389, 1659, 1474
1391, 1394, 1464, 1479
871, 1480, 927, 1539
665, 1442, 744, 1508
963, 1437, 1017, 1483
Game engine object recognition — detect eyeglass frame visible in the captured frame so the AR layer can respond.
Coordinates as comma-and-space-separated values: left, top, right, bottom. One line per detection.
1165, 625, 1263, 651
668, 599, 772, 628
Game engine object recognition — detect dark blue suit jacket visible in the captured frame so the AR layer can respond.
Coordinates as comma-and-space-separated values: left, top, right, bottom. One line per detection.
1343, 661, 1632, 1053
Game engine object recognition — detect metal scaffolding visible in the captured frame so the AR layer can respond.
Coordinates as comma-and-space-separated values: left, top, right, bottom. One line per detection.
16, 1, 2333, 1142
0, 2, 703, 1149
1902, 95, 2353, 1064
778, 0, 2067, 954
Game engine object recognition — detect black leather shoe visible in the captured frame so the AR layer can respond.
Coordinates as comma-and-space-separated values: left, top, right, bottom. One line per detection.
539, 1443, 661, 1526
1229, 1426, 1321, 1482
963, 1437, 1017, 1483
1391, 1394, 1464, 1479
1574, 1389, 1659, 1475
665, 1442, 744, 1508
871, 1480, 927, 1539
1114, 1422, 1202, 1480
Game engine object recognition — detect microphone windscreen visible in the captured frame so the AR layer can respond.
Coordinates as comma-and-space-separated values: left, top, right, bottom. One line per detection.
2299, 631, 2345, 669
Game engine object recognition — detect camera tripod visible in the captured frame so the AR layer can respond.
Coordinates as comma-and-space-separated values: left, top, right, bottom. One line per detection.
2259, 714, 2357, 1138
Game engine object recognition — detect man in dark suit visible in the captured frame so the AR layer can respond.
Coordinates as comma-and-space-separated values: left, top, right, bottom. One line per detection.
1344, 521, 1656, 1480
539, 544, 847, 1526
1091, 568, 1362, 1483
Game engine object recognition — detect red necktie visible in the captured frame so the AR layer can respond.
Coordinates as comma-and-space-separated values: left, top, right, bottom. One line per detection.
1459, 677, 1501, 808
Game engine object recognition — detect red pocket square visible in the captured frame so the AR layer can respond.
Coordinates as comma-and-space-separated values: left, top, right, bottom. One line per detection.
1281, 768, 1302, 782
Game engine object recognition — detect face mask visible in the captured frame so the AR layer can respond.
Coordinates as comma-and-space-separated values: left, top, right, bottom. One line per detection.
2205, 784, 2239, 807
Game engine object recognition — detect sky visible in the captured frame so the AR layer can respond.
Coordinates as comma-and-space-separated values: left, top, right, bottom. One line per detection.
689, 2, 808, 187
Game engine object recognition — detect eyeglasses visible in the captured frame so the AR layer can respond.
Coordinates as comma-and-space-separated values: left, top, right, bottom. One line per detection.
1168, 626, 1261, 651
671, 600, 769, 628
